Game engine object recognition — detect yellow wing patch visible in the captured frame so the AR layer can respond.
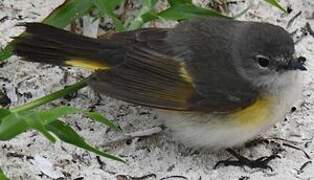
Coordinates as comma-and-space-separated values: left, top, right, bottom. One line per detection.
179, 63, 193, 83
230, 97, 275, 128
65, 59, 109, 71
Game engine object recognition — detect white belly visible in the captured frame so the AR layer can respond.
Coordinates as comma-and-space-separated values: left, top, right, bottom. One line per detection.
157, 72, 302, 150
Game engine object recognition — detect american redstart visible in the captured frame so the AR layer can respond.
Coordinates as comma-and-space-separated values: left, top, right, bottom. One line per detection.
12, 17, 306, 166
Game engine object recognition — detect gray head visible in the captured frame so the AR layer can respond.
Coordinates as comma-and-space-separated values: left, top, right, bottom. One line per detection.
232, 22, 306, 90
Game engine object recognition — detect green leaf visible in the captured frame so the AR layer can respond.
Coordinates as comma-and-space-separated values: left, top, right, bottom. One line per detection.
24, 113, 56, 142
0, 106, 80, 141
0, 111, 57, 141
46, 120, 124, 162
0, 168, 9, 180
0, 109, 11, 123
38, 106, 80, 125
264, 0, 287, 13
37, 105, 118, 130
143, 0, 158, 7
85, 111, 120, 130
0, 45, 13, 61
0, 106, 122, 162
168, 0, 192, 6
141, 11, 159, 23
158, 3, 228, 21
43, 0, 94, 28
112, 16, 125, 32
0, 112, 29, 140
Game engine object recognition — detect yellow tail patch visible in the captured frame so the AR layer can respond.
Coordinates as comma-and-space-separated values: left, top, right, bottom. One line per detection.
65, 59, 109, 71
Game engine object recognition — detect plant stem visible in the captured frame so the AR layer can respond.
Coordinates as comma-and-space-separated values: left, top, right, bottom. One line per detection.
11, 78, 88, 113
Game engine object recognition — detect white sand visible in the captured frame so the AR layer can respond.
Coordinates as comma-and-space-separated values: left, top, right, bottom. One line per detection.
0, 0, 314, 179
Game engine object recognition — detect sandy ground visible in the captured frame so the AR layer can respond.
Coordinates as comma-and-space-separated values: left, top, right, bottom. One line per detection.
0, 0, 314, 179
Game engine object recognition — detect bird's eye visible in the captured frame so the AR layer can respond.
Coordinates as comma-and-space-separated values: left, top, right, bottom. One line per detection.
255, 55, 270, 68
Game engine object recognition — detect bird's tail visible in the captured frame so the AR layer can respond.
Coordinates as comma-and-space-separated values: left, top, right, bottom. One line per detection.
12, 23, 121, 71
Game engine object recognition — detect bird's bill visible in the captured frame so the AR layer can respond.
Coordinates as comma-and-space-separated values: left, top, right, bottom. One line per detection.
286, 56, 307, 71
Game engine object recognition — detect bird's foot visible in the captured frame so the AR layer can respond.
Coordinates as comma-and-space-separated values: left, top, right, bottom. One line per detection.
213, 148, 280, 171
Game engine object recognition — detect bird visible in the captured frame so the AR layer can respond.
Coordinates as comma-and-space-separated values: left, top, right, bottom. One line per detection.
12, 17, 306, 169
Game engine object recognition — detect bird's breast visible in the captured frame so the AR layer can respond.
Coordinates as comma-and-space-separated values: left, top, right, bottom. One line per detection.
228, 96, 275, 128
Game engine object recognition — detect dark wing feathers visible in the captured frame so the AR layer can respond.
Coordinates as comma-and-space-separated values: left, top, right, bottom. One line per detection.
89, 46, 200, 111
88, 21, 258, 113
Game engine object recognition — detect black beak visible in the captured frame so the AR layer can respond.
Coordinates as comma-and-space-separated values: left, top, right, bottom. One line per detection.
286, 56, 307, 71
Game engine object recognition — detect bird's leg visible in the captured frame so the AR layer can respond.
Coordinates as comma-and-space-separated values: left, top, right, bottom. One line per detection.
213, 148, 280, 171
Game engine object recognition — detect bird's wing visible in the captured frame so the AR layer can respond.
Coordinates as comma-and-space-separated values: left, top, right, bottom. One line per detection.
89, 25, 258, 113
